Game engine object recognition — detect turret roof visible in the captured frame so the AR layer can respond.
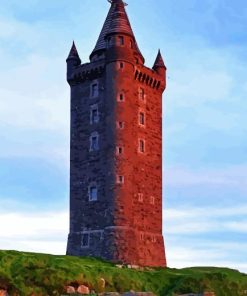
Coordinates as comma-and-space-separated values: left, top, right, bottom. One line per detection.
153, 50, 166, 69
67, 41, 81, 62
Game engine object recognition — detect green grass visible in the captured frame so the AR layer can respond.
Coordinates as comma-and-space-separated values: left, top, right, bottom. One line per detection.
0, 250, 246, 296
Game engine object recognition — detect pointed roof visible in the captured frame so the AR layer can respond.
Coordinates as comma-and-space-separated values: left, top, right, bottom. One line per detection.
153, 50, 166, 69
67, 41, 81, 62
90, 0, 143, 61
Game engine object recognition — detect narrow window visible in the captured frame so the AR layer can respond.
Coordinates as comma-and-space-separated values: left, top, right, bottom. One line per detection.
151, 236, 157, 243
91, 83, 98, 97
135, 58, 139, 64
139, 112, 145, 125
139, 88, 145, 100
90, 132, 99, 151
119, 62, 124, 69
89, 184, 98, 201
118, 93, 125, 102
118, 36, 124, 45
150, 196, 155, 205
139, 139, 145, 153
82, 233, 89, 247
117, 121, 125, 129
90, 105, 99, 124
140, 232, 144, 241
138, 193, 143, 202
117, 175, 124, 184
116, 146, 123, 155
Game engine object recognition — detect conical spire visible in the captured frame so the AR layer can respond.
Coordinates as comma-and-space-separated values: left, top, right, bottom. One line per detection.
67, 41, 81, 63
90, 0, 143, 61
153, 50, 166, 69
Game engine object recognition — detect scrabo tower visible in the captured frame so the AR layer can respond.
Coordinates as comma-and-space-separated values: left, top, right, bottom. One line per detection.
66, 0, 167, 267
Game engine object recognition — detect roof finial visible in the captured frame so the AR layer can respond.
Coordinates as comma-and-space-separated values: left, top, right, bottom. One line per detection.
107, 0, 128, 6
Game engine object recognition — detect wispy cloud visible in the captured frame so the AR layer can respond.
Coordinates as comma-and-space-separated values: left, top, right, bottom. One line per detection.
0, 210, 68, 255
164, 165, 247, 192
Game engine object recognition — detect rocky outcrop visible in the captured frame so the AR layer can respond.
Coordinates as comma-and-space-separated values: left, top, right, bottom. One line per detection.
0, 289, 8, 296
77, 285, 90, 294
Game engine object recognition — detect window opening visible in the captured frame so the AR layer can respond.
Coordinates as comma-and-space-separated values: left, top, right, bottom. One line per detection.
117, 146, 123, 155
138, 193, 143, 202
91, 83, 98, 97
90, 133, 99, 151
119, 36, 124, 45
119, 93, 125, 102
139, 139, 145, 153
90, 106, 99, 124
139, 88, 145, 100
82, 233, 89, 247
140, 232, 144, 241
139, 112, 145, 125
117, 175, 124, 184
89, 185, 97, 201
117, 121, 125, 129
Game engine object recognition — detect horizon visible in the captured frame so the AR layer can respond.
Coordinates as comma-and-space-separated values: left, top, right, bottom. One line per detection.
0, 0, 246, 273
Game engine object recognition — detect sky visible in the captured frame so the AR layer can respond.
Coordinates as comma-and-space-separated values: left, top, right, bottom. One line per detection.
0, 0, 246, 273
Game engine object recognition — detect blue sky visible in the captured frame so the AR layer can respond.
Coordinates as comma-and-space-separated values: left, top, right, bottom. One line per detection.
0, 0, 246, 272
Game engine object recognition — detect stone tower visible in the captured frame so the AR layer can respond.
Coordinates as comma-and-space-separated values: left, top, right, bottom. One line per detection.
66, 0, 167, 267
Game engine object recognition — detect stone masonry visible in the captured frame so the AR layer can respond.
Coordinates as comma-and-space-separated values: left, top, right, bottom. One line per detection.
66, 0, 167, 267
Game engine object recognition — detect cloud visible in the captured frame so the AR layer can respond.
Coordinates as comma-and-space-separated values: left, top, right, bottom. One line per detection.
0, 210, 68, 255
0, 206, 246, 273
166, 244, 247, 273
163, 203, 247, 273
163, 203, 247, 234
164, 165, 247, 191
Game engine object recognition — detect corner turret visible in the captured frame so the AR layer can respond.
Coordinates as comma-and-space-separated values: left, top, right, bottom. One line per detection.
66, 41, 81, 83
153, 50, 166, 75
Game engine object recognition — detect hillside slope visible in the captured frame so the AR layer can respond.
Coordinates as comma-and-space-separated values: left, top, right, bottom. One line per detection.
0, 250, 246, 296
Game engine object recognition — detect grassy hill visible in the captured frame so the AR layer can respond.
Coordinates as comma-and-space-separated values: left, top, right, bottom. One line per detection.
0, 250, 246, 296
